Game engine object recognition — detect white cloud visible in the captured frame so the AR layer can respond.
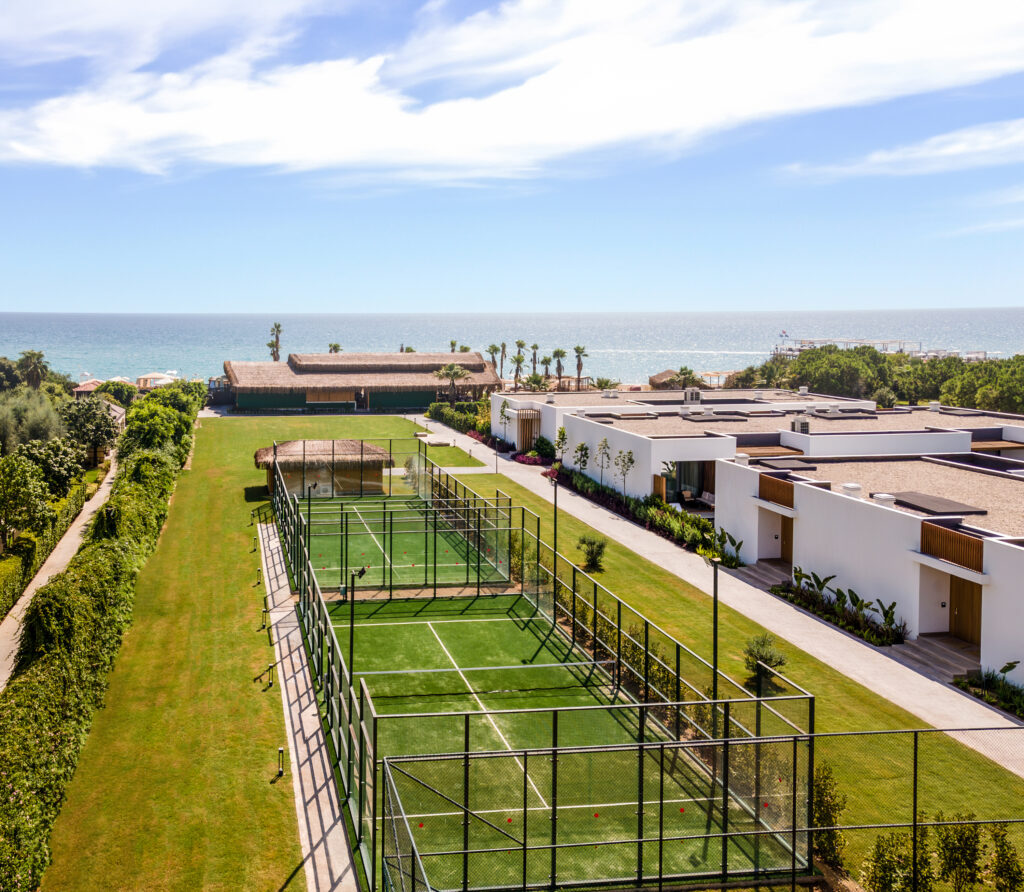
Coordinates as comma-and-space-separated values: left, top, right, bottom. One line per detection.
791, 117, 1024, 178
3, 0, 1024, 180
949, 216, 1024, 236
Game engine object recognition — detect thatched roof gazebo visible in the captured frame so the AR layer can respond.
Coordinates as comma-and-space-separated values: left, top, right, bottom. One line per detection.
255, 439, 395, 496
649, 369, 677, 389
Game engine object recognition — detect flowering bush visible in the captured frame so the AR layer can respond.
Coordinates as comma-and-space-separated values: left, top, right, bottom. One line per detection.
513, 452, 551, 466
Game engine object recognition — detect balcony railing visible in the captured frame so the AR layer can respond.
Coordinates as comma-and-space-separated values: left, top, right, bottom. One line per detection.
921, 522, 984, 573
758, 474, 794, 509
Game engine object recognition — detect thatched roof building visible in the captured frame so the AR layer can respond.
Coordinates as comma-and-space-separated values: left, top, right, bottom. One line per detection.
225, 352, 500, 411
254, 439, 394, 469
255, 439, 395, 495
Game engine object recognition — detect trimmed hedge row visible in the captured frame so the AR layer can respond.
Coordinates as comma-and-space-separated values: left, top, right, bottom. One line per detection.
425, 401, 490, 436
0, 381, 203, 890
0, 482, 87, 623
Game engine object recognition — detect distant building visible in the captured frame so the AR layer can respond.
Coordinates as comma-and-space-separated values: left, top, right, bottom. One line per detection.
73, 379, 103, 400
223, 352, 501, 412
136, 372, 177, 391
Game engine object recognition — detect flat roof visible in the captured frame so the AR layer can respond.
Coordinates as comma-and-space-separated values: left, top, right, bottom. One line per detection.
579, 407, 1024, 438
794, 458, 1024, 537
504, 388, 824, 407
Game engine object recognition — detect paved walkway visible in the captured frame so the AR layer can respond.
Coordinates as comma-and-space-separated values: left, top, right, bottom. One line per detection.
413, 415, 1024, 778
258, 518, 357, 892
0, 456, 118, 693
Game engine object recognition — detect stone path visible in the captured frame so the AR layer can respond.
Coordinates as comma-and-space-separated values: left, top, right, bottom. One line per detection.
258, 517, 358, 892
0, 456, 118, 693
413, 415, 1024, 778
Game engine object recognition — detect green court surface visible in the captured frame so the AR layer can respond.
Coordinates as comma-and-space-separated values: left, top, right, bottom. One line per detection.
303, 496, 511, 591
329, 594, 800, 888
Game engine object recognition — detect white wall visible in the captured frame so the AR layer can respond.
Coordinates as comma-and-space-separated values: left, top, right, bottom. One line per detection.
779, 429, 971, 457
917, 565, 950, 635
789, 481, 925, 635
713, 460, 763, 559
980, 538, 1024, 684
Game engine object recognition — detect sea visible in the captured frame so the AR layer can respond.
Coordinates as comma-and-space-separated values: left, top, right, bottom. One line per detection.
0, 309, 1022, 386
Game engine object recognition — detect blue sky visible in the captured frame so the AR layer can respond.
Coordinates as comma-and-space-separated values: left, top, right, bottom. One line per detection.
2, 0, 1024, 314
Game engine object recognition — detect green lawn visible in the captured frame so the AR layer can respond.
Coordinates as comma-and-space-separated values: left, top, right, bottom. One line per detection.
425, 443, 484, 467
42, 416, 454, 890
453, 473, 1024, 876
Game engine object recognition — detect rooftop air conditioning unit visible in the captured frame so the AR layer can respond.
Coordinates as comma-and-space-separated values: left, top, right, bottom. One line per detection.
678, 406, 690, 416
929, 401, 941, 412
798, 386, 809, 395
689, 406, 705, 416
753, 390, 763, 400
545, 394, 555, 404
734, 453, 750, 466
873, 493, 896, 507
602, 389, 618, 399
791, 418, 810, 434
840, 482, 863, 499
684, 387, 702, 404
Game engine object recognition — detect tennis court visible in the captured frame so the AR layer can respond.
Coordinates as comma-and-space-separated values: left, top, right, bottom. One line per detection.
329, 593, 805, 890
303, 495, 513, 592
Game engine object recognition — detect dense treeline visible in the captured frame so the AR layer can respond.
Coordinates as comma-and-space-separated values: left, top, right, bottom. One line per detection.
0, 379, 205, 890
727, 346, 1024, 413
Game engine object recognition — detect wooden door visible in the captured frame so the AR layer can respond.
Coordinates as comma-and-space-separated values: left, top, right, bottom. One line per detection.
949, 577, 982, 645
780, 516, 793, 564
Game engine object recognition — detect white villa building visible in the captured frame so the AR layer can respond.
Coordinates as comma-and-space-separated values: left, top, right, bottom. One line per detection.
490, 387, 1024, 683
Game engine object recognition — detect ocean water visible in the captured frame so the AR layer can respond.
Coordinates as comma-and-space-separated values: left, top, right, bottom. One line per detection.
0, 309, 1021, 385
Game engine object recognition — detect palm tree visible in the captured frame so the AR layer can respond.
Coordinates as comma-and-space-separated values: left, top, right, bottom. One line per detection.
552, 348, 567, 390
268, 323, 283, 362
328, 343, 341, 354
17, 350, 48, 389
666, 366, 701, 389
433, 362, 471, 405
541, 355, 552, 378
486, 344, 500, 370
515, 339, 527, 359
499, 342, 507, 380
573, 345, 587, 391
530, 344, 539, 375
511, 354, 526, 391
450, 339, 457, 353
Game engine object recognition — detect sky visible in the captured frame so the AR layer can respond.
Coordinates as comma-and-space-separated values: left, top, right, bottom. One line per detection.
1, 0, 1024, 314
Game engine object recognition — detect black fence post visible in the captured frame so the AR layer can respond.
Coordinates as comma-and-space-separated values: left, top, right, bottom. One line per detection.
592, 584, 598, 656
637, 740, 645, 884
463, 714, 470, 892
643, 622, 650, 705
618, 601, 623, 692
550, 711, 558, 891
658, 743, 665, 891
754, 692, 762, 875
912, 730, 919, 891
721, 701, 730, 883
807, 696, 815, 869
476, 507, 482, 596
522, 750, 529, 892
790, 735, 798, 886
674, 645, 681, 739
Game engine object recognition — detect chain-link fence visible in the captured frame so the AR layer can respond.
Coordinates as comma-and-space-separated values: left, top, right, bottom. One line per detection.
382, 727, 1024, 892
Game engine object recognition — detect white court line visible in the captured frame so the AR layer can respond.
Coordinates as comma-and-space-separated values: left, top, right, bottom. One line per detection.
346, 616, 526, 628
352, 506, 392, 569
378, 795, 717, 820
427, 622, 549, 810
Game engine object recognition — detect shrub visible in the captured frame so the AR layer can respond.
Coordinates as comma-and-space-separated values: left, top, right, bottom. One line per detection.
989, 823, 1024, 892
743, 632, 787, 678
812, 762, 847, 869
577, 534, 607, 572
533, 436, 556, 461
934, 812, 984, 892
0, 381, 199, 889
861, 824, 933, 892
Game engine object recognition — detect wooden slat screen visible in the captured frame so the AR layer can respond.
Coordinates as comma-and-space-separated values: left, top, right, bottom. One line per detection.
921, 522, 984, 573
758, 474, 794, 508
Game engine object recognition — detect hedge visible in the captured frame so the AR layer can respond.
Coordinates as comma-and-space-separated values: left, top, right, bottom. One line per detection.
0, 381, 202, 890
0, 482, 87, 623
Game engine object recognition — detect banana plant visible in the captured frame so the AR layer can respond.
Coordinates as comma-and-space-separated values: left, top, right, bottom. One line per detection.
810, 572, 836, 598
831, 587, 848, 612
847, 590, 875, 622
791, 566, 809, 591
875, 600, 898, 629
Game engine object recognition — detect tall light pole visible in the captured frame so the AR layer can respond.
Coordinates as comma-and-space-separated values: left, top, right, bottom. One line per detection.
548, 471, 559, 598
306, 481, 318, 557
701, 554, 721, 704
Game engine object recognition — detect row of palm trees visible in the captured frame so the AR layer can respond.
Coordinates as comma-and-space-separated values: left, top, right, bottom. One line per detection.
481, 341, 588, 391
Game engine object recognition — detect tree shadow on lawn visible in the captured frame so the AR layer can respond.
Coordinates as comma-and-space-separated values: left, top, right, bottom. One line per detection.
245, 485, 270, 503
